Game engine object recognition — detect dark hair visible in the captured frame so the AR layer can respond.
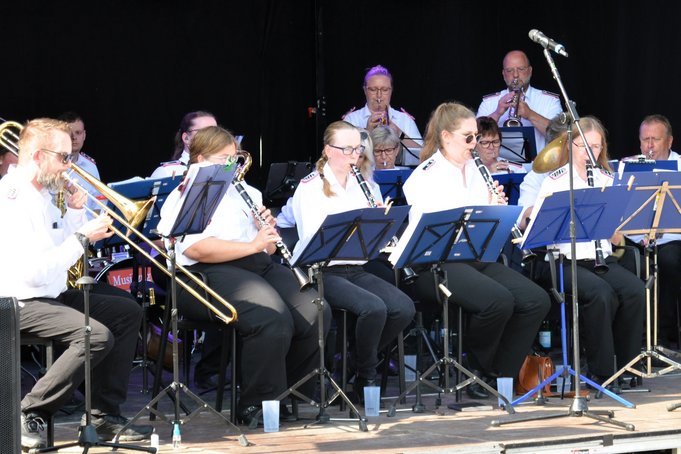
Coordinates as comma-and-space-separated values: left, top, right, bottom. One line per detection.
171, 110, 216, 160
57, 111, 83, 124
477, 116, 501, 141
641, 114, 673, 137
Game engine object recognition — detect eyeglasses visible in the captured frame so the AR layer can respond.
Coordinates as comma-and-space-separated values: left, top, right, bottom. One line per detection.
40, 148, 74, 164
503, 66, 530, 75
207, 154, 236, 165
451, 131, 481, 144
572, 142, 603, 152
366, 87, 392, 94
328, 144, 366, 155
478, 139, 501, 149
374, 146, 398, 156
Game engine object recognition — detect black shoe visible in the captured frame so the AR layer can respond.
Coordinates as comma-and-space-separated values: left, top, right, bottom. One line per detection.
465, 371, 490, 400
237, 405, 263, 426
280, 403, 298, 422
86, 413, 154, 442
21, 412, 47, 450
194, 373, 219, 390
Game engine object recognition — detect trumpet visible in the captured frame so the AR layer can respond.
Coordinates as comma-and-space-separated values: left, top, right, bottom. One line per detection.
350, 164, 418, 284
0, 120, 238, 324
503, 78, 523, 128
586, 164, 608, 274
470, 149, 536, 263
232, 150, 311, 290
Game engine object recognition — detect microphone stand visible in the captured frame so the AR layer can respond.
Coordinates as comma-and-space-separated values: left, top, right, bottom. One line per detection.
491, 47, 634, 431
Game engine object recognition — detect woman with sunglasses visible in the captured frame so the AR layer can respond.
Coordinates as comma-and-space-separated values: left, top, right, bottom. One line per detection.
403, 102, 550, 399
160, 126, 328, 425
291, 120, 415, 398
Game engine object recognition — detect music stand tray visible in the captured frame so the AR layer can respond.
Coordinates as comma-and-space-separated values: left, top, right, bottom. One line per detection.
386, 205, 522, 417
374, 168, 414, 204
499, 126, 537, 163
250, 205, 409, 432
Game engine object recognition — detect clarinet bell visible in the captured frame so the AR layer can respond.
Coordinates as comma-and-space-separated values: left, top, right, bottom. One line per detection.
401, 267, 418, 285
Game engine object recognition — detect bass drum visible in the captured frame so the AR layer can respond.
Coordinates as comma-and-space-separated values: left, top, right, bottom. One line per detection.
95, 257, 154, 293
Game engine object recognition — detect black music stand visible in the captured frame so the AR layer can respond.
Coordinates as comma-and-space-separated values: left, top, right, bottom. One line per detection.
385, 205, 522, 417
374, 168, 413, 205
247, 205, 410, 432
264, 161, 312, 205
605, 171, 681, 385
119, 164, 249, 447
499, 126, 537, 163
36, 238, 155, 453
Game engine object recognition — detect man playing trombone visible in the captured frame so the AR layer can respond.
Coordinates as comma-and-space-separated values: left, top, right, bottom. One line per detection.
0, 118, 153, 450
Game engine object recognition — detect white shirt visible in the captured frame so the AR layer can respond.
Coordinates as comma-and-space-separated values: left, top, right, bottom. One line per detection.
150, 150, 190, 180
291, 163, 383, 265
518, 169, 547, 210
530, 164, 614, 260
0, 166, 87, 300
477, 85, 563, 153
160, 180, 263, 267
343, 105, 423, 166
403, 150, 490, 224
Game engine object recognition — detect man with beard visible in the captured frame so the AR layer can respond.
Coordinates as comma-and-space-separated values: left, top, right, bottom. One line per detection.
0, 118, 153, 450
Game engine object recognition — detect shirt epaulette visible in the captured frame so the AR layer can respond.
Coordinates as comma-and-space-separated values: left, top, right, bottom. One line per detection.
342, 107, 356, 120
159, 160, 182, 167
548, 167, 567, 179
482, 91, 501, 99
422, 159, 436, 171
80, 152, 96, 164
4, 186, 17, 200
542, 90, 560, 99
399, 107, 415, 121
300, 172, 318, 183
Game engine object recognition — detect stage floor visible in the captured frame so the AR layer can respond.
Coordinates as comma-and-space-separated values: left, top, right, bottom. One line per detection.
42, 362, 681, 453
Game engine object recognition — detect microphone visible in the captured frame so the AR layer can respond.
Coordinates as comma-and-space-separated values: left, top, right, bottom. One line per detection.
528, 29, 568, 57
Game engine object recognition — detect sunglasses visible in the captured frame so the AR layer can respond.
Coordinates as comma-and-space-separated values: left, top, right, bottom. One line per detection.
41, 148, 75, 164
451, 131, 481, 144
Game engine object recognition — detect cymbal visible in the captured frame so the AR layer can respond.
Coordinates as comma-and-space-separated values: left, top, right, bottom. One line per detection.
533, 135, 566, 173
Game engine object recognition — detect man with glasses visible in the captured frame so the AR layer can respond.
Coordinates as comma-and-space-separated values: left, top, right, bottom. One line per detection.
477, 50, 562, 153
343, 65, 423, 166
58, 112, 102, 217
0, 118, 153, 450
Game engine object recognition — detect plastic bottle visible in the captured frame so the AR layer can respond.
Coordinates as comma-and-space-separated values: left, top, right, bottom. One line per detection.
172, 422, 181, 449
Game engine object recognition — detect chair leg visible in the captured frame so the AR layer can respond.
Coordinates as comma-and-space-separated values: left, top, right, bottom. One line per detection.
230, 328, 238, 424
215, 328, 231, 412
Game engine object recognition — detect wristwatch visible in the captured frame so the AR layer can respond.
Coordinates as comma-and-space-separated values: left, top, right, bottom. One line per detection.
74, 232, 89, 245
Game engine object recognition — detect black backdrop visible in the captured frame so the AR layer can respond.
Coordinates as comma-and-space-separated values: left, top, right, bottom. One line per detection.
3, 1, 681, 193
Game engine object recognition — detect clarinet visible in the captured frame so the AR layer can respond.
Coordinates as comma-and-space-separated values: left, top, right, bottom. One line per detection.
233, 151, 312, 289
470, 149, 536, 263
586, 164, 609, 274
350, 164, 417, 284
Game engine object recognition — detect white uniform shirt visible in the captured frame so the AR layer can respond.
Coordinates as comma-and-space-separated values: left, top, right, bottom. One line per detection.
150, 150, 189, 180
343, 105, 423, 166
291, 163, 382, 265
476, 85, 562, 153
403, 150, 490, 224
531, 164, 614, 260
626, 149, 681, 245
518, 169, 548, 210
160, 180, 263, 267
68, 152, 101, 218
0, 166, 87, 300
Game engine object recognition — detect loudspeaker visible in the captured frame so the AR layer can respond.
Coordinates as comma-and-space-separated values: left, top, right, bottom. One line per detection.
0, 296, 21, 452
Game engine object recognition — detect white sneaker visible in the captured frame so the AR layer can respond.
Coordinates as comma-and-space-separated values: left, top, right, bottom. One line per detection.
21, 412, 47, 450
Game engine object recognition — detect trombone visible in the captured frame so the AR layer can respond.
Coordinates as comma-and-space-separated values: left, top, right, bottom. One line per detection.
0, 120, 238, 324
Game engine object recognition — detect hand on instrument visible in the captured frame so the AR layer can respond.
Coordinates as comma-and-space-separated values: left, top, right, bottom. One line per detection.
252, 225, 281, 252
495, 92, 515, 117
78, 213, 114, 242
255, 206, 276, 229
367, 111, 388, 131
516, 100, 533, 120
491, 180, 508, 205
65, 182, 88, 210
491, 160, 510, 173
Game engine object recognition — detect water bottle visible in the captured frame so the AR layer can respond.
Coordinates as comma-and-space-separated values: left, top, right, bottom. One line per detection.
172, 422, 181, 449
538, 320, 552, 350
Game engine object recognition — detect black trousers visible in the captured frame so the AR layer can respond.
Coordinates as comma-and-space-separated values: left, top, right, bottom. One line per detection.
414, 262, 551, 377
19, 285, 142, 417
321, 265, 415, 380
538, 257, 645, 377
179, 253, 329, 408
